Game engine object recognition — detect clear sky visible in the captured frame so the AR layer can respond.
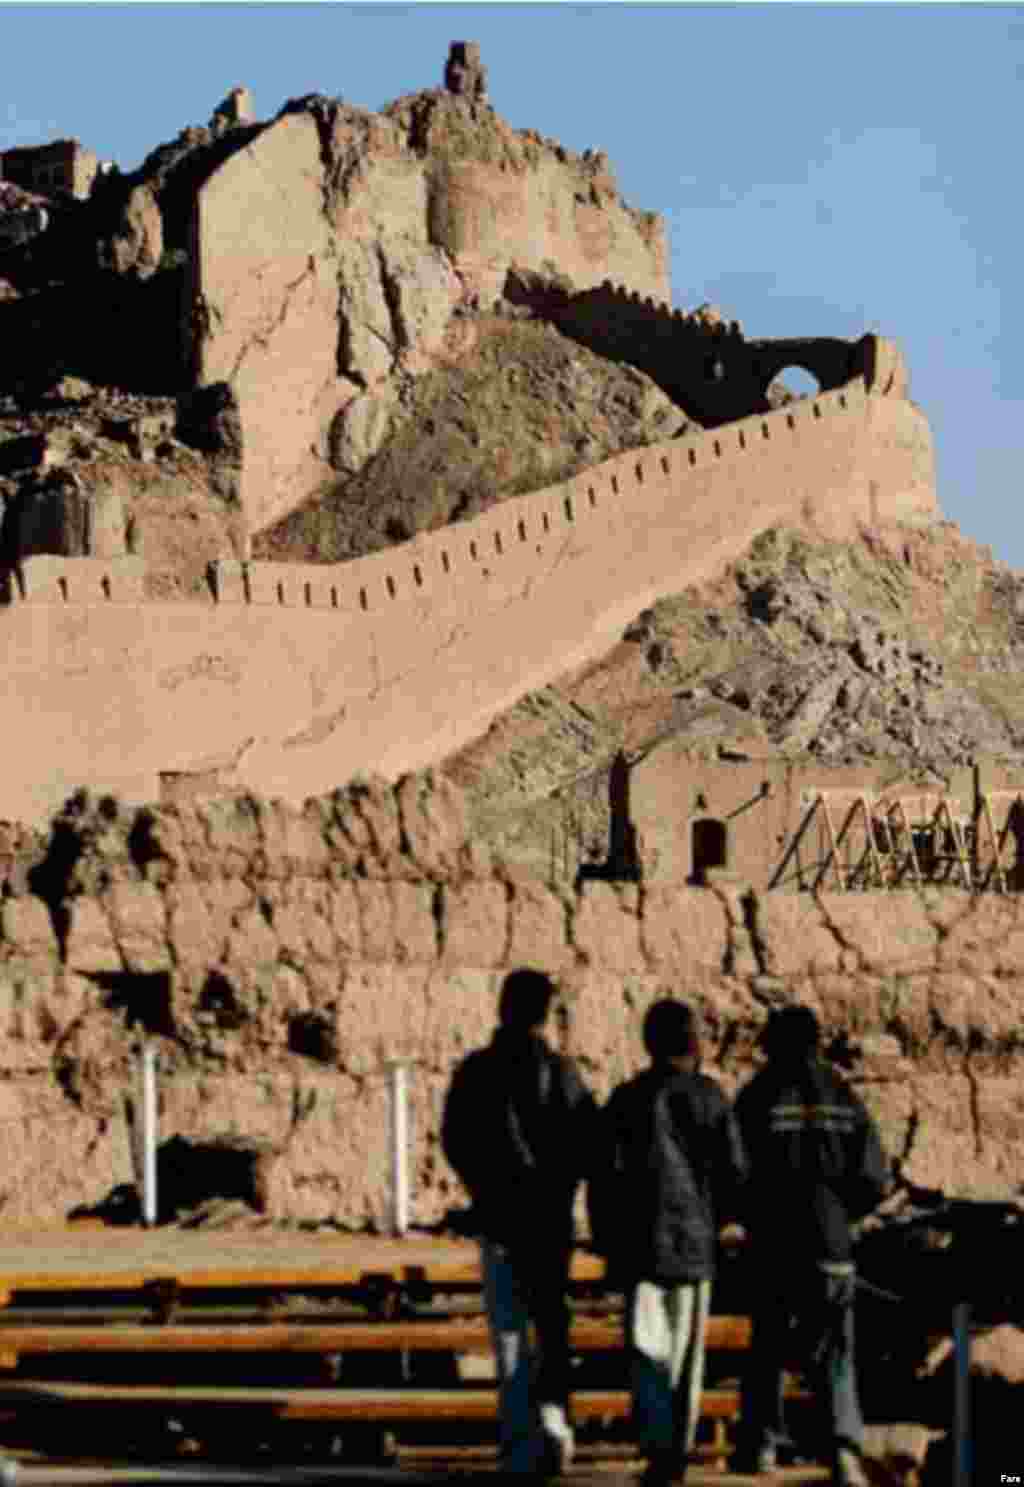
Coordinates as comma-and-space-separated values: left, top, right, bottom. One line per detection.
3, 3, 1021, 564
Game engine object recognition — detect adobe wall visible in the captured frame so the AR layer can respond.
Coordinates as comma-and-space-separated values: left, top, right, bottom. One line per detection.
0, 824, 1021, 1224
627, 749, 980, 891
546, 280, 913, 431
0, 379, 937, 828
192, 111, 670, 534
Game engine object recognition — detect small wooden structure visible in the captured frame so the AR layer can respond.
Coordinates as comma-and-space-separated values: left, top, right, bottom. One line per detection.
777, 789, 1024, 893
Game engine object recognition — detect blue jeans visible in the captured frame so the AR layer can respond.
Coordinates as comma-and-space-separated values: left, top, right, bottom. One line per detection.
479, 1239, 574, 1474
739, 1260, 863, 1462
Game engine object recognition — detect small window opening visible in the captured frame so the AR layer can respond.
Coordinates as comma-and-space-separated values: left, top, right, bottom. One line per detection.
359, 587, 368, 611
441, 550, 451, 573
564, 497, 574, 521
386, 575, 396, 598
413, 564, 423, 587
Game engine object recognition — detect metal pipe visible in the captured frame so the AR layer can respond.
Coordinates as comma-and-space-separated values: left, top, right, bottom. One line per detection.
952, 1300, 971, 1487
140, 1040, 158, 1228
389, 1062, 410, 1237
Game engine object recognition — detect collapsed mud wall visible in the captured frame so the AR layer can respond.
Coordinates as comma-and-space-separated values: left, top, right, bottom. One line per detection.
0, 785, 1022, 1227
192, 100, 670, 534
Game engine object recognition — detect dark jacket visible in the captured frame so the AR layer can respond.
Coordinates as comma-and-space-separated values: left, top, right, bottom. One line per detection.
588, 1063, 747, 1285
735, 1053, 890, 1264
441, 1028, 598, 1250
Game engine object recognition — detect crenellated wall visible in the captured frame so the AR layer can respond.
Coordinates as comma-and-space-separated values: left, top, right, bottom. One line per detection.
545, 280, 909, 429
1, 377, 937, 827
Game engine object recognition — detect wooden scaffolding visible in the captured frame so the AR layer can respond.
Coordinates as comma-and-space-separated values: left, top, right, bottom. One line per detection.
802, 789, 1023, 893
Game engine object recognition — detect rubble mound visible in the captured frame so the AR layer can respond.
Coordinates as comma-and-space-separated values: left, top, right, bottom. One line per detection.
0, 380, 244, 591
255, 313, 694, 562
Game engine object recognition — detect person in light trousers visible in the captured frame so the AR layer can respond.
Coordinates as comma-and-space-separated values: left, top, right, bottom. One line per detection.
589, 999, 748, 1487
441, 968, 598, 1477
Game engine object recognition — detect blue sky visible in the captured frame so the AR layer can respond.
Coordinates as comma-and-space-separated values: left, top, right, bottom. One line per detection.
3, 3, 1021, 564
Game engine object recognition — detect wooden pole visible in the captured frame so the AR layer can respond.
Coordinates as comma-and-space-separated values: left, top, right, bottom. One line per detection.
140, 1041, 158, 1228
389, 1063, 410, 1238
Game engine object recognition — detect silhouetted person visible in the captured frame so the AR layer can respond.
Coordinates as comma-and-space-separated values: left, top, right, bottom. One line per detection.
733, 1006, 890, 1486
442, 968, 597, 1477
589, 999, 747, 1487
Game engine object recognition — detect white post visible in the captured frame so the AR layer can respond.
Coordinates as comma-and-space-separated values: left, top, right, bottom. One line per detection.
388, 1062, 410, 1238
140, 1040, 158, 1228
952, 1301, 971, 1487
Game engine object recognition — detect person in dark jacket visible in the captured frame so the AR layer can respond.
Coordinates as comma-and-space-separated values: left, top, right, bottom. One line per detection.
733, 1005, 891, 1487
441, 968, 597, 1477
589, 999, 747, 1487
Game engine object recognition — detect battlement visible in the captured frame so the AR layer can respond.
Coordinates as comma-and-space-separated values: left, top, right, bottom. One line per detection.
9, 378, 908, 618
0, 372, 935, 827
590, 278, 742, 338
544, 288, 904, 432
15, 554, 147, 604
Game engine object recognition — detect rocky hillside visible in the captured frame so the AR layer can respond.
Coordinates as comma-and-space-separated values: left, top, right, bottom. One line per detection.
442, 519, 1024, 861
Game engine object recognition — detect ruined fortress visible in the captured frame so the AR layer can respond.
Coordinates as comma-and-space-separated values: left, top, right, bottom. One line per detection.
8, 46, 1019, 1235
0, 47, 936, 833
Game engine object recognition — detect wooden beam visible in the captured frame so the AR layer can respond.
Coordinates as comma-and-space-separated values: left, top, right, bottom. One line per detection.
0, 1314, 751, 1357
0, 1381, 804, 1422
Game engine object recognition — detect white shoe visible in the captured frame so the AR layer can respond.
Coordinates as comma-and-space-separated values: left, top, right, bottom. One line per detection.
539, 1402, 575, 1475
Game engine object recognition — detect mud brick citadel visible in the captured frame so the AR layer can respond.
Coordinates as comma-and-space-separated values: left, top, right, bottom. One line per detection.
0, 45, 933, 839
1, 44, 1023, 1237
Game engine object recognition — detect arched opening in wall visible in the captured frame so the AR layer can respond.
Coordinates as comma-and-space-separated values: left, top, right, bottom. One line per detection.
770, 365, 821, 404
690, 817, 728, 885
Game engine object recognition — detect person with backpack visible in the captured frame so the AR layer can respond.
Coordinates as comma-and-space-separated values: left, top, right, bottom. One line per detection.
589, 999, 747, 1487
732, 1005, 891, 1486
441, 967, 598, 1478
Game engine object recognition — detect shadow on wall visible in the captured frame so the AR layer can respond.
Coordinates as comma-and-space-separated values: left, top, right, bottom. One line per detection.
576, 752, 641, 887
507, 277, 880, 430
